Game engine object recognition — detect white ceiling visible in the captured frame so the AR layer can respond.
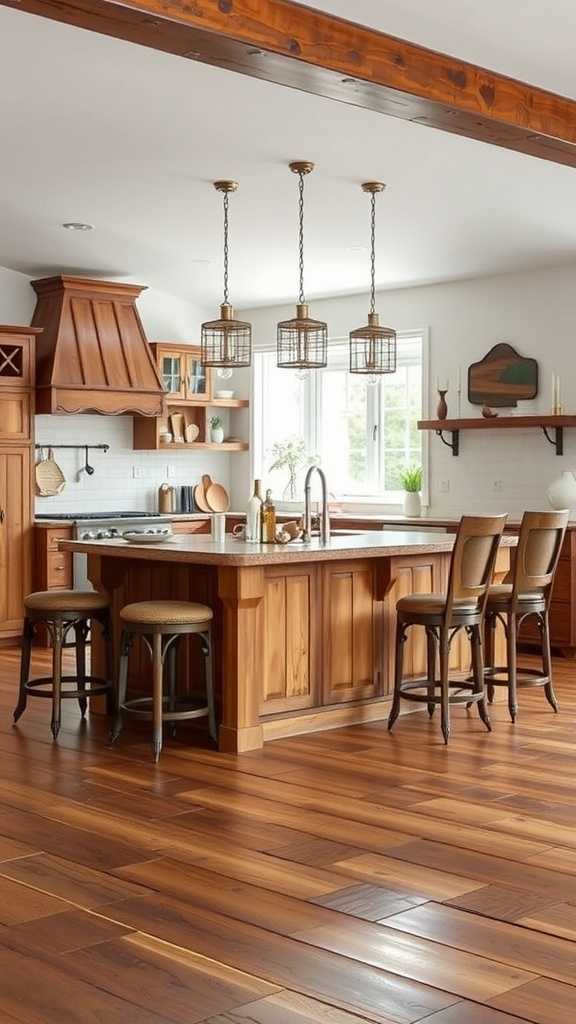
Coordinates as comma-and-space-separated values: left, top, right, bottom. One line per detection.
0, 4, 575, 311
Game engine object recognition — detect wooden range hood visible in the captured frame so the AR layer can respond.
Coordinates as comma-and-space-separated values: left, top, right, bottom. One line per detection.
31, 276, 166, 416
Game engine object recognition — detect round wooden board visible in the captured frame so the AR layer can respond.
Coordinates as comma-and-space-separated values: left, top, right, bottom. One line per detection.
206, 482, 230, 513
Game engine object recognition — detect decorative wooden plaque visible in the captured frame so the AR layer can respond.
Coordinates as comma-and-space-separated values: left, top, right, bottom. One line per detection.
468, 343, 538, 407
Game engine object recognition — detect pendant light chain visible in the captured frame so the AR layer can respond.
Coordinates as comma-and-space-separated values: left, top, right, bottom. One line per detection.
369, 190, 376, 316
222, 190, 230, 306
298, 170, 305, 305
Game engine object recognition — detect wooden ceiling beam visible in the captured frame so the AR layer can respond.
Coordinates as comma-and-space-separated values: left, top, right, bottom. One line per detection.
3, 0, 576, 167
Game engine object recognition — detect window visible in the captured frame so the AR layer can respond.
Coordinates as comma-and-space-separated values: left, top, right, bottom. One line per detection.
253, 331, 427, 505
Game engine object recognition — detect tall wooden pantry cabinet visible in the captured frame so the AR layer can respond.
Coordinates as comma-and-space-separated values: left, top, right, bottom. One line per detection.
0, 327, 38, 642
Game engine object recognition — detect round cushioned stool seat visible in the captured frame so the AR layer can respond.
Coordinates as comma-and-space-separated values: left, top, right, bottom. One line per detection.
487, 584, 545, 608
25, 590, 110, 613
120, 600, 213, 626
397, 593, 478, 616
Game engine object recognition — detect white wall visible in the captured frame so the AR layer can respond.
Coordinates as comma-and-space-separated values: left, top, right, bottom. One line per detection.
0, 264, 239, 513
241, 264, 576, 516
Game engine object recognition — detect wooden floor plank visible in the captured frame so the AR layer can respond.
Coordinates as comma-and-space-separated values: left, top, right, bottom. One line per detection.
2, 646, 576, 1024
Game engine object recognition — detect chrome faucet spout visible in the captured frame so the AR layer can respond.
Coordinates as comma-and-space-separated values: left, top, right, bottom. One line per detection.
303, 466, 331, 544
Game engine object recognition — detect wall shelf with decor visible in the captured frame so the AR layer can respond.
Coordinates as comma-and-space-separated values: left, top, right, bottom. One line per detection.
133, 342, 249, 452
418, 415, 576, 457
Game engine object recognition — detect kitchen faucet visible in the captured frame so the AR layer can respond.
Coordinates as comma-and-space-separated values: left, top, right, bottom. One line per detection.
303, 466, 331, 544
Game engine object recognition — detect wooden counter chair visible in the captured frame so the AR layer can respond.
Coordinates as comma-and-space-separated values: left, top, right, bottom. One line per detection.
13, 590, 113, 740
111, 600, 217, 762
484, 509, 569, 721
388, 515, 507, 744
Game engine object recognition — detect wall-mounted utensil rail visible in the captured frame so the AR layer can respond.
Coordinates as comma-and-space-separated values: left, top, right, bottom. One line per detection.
34, 445, 110, 453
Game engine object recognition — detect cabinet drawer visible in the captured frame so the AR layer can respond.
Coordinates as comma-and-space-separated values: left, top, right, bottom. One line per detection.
46, 551, 72, 588
45, 528, 73, 551
171, 520, 210, 534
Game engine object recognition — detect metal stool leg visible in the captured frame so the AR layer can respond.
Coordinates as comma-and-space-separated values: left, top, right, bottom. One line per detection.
426, 626, 436, 717
440, 628, 450, 745
111, 630, 131, 743
102, 614, 116, 717
541, 611, 559, 712
471, 623, 491, 732
202, 628, 218, 744
485, 612, 496, 703
152, 633, 163, 763
14, 618, 34, 724
167, 636, 178, 738
507, 612, 518, 723
74, 620, 89, 719
51, 621, 64, 741
388, 620, 406, 732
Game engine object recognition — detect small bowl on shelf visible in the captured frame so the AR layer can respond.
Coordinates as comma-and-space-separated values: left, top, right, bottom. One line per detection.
215, 390, 235, 400
159, 432, 173, 444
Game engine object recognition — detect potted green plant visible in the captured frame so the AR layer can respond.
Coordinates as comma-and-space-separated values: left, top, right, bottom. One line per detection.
268, 437, 317, 500
400, 465, 423, 517
209, 416, 224, 444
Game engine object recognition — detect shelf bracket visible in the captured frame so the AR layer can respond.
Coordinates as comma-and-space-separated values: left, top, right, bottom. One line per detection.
541, 426, 564, 456
435, 428, 460, 456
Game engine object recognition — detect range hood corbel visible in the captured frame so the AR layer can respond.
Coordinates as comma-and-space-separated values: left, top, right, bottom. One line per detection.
31, 276, 166, 416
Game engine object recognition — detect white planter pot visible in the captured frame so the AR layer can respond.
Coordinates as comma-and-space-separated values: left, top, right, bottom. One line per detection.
403, 491, 422, 517
210, 427, 224, 444
547, 470, 576, 511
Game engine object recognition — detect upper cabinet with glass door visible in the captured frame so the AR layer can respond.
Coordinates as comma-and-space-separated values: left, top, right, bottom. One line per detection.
152, 344, 212, 404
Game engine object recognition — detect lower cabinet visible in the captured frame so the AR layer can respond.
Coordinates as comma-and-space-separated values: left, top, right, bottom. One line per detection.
0, 447, 32, 640
261, 566, 319, 714
321, 560, 380, 705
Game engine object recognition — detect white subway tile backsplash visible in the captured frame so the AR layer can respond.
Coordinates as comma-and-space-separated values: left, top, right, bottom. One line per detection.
35, 415, 232, 514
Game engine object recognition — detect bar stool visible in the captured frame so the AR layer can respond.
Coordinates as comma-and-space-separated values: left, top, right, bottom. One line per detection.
484, 509, 569, 721
388, 515, 506, 744
111, 600, 217, 761
13, 590, 113, 740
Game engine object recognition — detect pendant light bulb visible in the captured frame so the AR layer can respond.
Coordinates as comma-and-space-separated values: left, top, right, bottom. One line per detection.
277, 162, 328, 370
349, 182, 396, 376
201, 180, 252, 368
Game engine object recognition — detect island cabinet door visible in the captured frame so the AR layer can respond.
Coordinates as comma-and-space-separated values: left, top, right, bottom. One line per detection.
260, 565, 320, 714
385, 554, 446, 687
321, 560, 381, 704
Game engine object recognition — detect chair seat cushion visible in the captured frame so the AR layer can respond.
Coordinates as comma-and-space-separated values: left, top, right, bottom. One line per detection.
25, 590, 110, 613
397, 593, 478, 616
120, 600, 213, 626
487, 584, 545, 608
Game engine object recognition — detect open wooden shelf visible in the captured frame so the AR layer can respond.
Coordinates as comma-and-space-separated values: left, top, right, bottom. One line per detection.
208, 398, 249, 409
159, 441, 248, 452
418, 415, 576, 456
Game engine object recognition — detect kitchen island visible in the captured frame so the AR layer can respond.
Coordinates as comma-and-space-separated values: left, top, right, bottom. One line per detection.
61, 531, 512, 752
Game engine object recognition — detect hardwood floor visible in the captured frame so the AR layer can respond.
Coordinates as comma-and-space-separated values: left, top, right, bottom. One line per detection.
0, 644, 575, 1022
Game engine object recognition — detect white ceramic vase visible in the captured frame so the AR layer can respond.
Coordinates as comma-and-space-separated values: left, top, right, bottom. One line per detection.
547, 470, 576, 511
211, 426, 224, 444
403, 491, 422, 517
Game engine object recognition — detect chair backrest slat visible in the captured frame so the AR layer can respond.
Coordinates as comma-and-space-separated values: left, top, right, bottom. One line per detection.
445, 515, 507, 623
512, 510, 569, 607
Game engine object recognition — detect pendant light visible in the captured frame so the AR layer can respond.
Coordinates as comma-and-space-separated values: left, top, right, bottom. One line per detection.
201, 180, 251, 368
277, 162, 328, 370
349, 182, 396, 376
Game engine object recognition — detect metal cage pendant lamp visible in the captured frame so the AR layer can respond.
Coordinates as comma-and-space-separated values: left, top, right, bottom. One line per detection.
201, 180, 252, 368
277, 161, 328, 370
349, 182, 396, 376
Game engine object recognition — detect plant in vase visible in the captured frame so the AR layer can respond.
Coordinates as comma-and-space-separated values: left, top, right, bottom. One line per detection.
400, 465, 423, 517
268, 437, 317, 501
209, 416, 224, 444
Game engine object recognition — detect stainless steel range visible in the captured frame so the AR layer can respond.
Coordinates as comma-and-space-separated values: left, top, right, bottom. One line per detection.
36, 512, 172, 589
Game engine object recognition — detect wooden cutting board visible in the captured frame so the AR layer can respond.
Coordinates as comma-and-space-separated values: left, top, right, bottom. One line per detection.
206, 481, 230, 513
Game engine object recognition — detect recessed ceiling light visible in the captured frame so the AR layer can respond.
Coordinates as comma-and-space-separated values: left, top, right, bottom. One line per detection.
61, 222, 94, 231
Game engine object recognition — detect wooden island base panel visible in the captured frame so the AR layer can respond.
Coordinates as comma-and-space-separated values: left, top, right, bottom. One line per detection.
62, 532, 512, 753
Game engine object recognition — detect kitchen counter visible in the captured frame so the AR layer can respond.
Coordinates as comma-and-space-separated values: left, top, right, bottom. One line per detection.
61, 529, 498, 566
70, 529, 513, 753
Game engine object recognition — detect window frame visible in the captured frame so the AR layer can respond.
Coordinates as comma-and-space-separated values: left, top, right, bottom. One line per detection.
250, 327, 429, 510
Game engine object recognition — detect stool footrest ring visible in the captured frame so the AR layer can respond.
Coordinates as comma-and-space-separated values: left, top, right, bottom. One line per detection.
24, 675, 111, 699
121, 695, 209, 723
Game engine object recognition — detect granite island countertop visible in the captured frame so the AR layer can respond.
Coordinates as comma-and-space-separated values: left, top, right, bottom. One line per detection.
60, 529, 516, 567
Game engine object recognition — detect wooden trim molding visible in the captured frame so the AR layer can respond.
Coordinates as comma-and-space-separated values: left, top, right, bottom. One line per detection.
4, 0, 576, 166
